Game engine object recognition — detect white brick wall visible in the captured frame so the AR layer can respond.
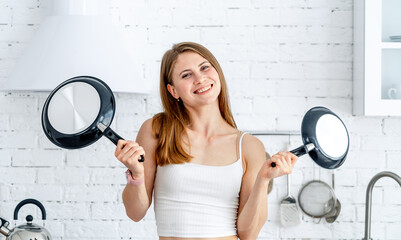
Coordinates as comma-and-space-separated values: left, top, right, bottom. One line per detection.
1, 0, 401, 239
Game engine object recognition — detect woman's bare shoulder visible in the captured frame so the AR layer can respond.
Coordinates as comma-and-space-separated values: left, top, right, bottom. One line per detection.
140, 117, 154, 131
242, 133, 264, 150
242, 133, 265, 165
137, 117, 157, 144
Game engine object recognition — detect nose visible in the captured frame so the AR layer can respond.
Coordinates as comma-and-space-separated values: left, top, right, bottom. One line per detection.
193, 71, 206, 84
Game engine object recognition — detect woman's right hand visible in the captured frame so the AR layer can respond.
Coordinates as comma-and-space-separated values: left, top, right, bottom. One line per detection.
260, 151, 297, 181
115, 140, 145, 179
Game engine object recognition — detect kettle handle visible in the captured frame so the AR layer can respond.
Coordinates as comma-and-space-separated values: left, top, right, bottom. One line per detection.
0, 217, 9, 227
13, 199, 46, 220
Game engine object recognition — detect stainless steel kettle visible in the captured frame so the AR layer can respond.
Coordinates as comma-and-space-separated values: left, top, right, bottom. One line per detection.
0, 198, 52, 240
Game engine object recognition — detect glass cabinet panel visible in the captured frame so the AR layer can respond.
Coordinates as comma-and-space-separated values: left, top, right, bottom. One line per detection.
382, 0, 401, 42
382, 49, 401, 100
381, 0, 401, 100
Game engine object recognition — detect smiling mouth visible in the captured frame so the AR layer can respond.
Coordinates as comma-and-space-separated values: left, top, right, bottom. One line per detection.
194, 84, 213, 94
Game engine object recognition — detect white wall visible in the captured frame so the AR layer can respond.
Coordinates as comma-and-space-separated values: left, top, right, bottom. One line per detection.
0, 0, 401, 239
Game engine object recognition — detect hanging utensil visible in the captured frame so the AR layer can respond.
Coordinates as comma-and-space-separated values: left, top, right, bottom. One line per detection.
280, 173, 301, 227
297, 180, 337, 220
279, 140, 300, 227
0, 199, 52, 240
271, 106, 349, 169
325, 172, 341, 223
41, 76, 144, 162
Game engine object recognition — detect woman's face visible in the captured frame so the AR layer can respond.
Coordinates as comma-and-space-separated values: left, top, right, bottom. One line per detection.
167, 51, 221, 107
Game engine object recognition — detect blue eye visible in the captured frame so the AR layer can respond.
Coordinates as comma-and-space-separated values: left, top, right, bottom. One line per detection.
182, 73, 191, 79
201, 65, 209, 71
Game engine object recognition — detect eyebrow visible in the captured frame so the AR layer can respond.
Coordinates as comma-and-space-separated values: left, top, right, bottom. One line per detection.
179, 61, 209, 76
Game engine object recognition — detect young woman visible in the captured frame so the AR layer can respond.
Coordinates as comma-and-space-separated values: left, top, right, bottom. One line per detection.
115, 42, 297, 239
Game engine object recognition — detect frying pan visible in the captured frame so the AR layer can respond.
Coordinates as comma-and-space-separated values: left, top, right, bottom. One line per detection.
41, 76, 144, 162
271, 106, 349, 169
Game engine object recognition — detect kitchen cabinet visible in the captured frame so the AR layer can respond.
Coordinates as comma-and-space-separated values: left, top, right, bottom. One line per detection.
354, 0, 401, 116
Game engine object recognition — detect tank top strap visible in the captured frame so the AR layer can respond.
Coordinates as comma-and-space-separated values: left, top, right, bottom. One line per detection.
238, 131, 247, 160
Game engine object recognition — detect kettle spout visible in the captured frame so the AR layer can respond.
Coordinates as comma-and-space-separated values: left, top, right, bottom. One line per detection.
0, 217, 11, 237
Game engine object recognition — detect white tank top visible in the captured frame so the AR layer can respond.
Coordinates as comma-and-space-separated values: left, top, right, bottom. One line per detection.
153, 132, 246, 238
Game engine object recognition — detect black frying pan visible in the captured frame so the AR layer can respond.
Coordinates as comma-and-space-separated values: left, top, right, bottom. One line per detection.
272, 106, 349, 169
42, 76, 144, 162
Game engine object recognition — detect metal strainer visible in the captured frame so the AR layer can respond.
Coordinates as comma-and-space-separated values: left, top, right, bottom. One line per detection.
298, 180, 336, 219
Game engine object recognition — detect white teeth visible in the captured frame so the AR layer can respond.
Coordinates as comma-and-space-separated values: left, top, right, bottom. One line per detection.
196, 85, 211, 93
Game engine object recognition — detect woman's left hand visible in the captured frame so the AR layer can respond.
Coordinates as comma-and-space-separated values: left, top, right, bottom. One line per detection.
259, 151, 298, 180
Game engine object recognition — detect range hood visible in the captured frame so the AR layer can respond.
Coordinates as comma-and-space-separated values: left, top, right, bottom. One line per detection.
1, 0, 148, 93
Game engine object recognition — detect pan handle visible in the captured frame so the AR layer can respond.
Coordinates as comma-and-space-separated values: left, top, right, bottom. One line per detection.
290, 145, 308, 157
270, 143, 315, 167
98, 123, 145, 162
102, 125, 123, 145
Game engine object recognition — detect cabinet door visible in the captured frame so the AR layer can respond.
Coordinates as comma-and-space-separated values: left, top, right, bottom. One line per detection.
354, 0, 401, 116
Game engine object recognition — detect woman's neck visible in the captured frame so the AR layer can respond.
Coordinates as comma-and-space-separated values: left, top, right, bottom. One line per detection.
185, 102, 234, 138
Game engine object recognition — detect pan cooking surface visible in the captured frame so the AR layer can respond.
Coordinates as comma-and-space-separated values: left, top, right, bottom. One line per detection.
47, 82, 101, 134
315, 113, 349, 158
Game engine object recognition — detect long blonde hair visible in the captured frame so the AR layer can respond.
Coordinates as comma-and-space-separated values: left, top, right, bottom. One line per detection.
152, 42, 236, 166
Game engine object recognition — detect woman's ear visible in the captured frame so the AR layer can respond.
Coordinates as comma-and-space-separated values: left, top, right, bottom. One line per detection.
167, 84, 179, 100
